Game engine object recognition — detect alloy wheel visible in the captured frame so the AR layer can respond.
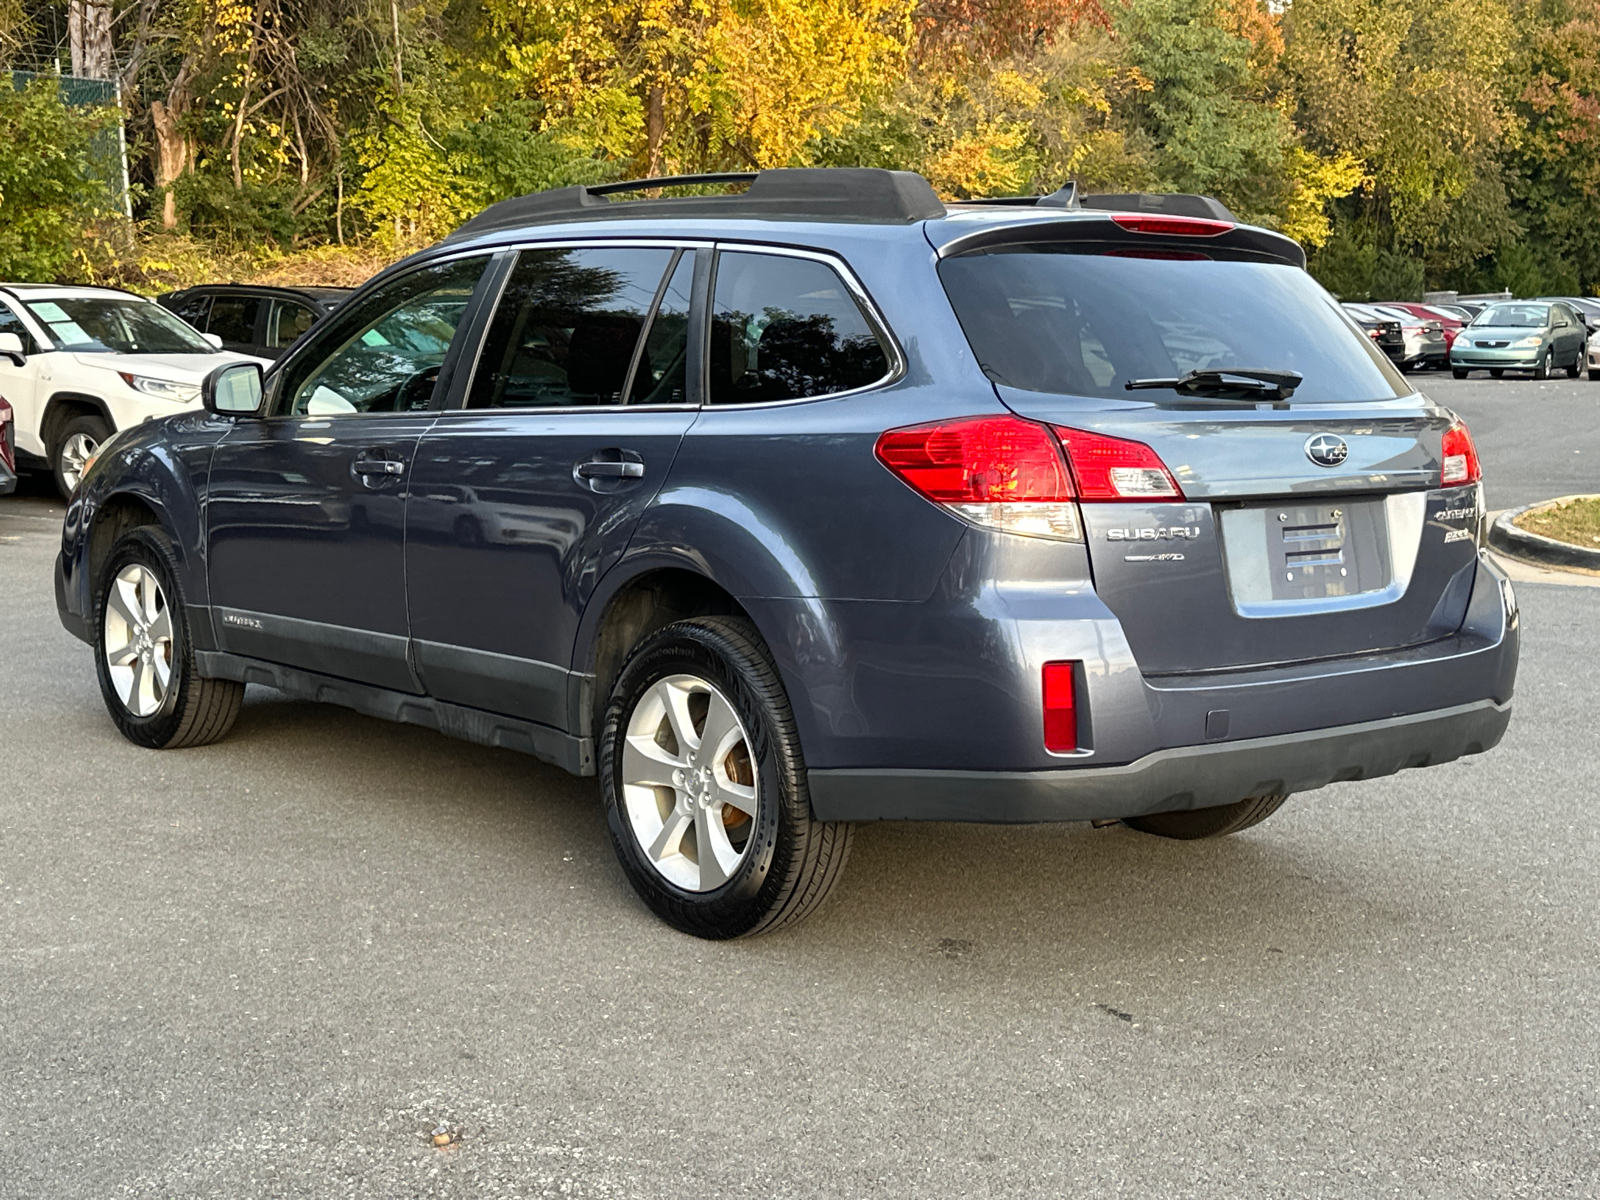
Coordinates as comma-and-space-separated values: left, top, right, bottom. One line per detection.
59, 432, 99, 492
621, 674, 759, 892
103, 564, 174, 717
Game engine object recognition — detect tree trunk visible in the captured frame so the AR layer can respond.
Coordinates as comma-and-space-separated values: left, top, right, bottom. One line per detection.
391, 0, 404, 96
69, 0, 114, 79
646, 85, 665, 177
150, 73, 191, 230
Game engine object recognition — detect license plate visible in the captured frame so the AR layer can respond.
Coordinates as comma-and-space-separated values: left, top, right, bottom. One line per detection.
1219, 499, 1392, 608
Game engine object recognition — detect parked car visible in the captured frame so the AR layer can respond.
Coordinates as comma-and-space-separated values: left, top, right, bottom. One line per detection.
158, 284, 352, 360
0, 395, 15, 496
57, 169, 1517, 939
1367, 304, 1449, 369
1450, 300, 1588, 379
1381, 301, 1466, 354
1341, 303, 1406, 364
0, 285, 269, 496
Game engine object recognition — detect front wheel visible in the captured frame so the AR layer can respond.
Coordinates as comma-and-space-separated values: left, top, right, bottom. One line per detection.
1589, 369, 1600, 382
1566, 355, 1581, 379
600, 616, 852, 939
1123, 793, 1288, 840
53, 413, 111, 498
1451, 367, 1468, 379
1489, 369, 1504, 378
1533, 350, 1551, 380
94, 526, 244, 749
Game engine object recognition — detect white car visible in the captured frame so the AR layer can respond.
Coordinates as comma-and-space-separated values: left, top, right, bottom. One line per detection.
0, 284, 268, 496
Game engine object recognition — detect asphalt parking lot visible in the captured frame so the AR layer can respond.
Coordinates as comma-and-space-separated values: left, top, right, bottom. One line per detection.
2, 376, 1597, 1198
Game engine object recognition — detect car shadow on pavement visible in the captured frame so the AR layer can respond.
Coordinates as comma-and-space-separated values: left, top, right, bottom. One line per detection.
222, 688, 1395, 990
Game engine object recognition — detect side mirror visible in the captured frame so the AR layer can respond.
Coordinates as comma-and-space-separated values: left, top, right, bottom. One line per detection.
202, 361, 264, 417
203, 332, 224, 350
0, 331, 24, 367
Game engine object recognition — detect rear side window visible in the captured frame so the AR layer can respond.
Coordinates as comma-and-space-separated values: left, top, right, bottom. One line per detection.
708, 252, 892, 405
938, 248, 1408, 403
467, 247, 674, 409
269, 301, 316, 349
207, 295, 262, 345
167, 292, 211, 328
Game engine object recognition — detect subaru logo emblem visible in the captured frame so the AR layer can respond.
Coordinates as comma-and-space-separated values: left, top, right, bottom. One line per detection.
1305, 434, 1349, 468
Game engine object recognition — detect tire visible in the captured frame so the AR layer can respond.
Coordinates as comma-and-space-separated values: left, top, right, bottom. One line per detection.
1566, 356, 1581, 379
53, 412, 111, 499
1590, 370, 1600, 382
93, 526, 244, 749
1451, 368, 1468, 379
1533, 350, 1551, 380
600, 615, 852, 939
1123, 793, 1288, 841
1489, 369, 1504, 378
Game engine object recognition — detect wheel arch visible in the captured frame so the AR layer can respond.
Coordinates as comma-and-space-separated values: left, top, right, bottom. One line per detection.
42, 392, 115, 456
573, 559, 756, 739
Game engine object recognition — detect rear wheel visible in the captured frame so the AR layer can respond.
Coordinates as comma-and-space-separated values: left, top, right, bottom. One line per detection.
1566, 355, 1581, 379
600, 616, 852, 939
94, 526, 244, 749
53, 412, 110, 498
1123, 793, 1288, 840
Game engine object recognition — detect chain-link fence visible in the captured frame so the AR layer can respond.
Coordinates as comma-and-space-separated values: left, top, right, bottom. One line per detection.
10, 69, 130, 218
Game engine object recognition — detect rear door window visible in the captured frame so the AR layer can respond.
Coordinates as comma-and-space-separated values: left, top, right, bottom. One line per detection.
269, 300, 317, 349
207, 295, 263, 346
466, 247, 674, 409
168, 292, 211, 329
708, 251, 892, 404
938, 248, 1408, 403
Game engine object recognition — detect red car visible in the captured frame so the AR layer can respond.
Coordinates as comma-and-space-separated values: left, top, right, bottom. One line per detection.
1382, 302, 1467, 352
0, 396, 16, 495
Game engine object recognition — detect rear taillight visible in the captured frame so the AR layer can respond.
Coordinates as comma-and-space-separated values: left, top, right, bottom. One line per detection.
1441, 420, 1481, 487
875, 416, 1186, 537
0, 398, 13, 474
1052, 426, 1183, 500
874, 415, 1082, 541
1110, 214, 1234, 237
1042, 662, 1078, 753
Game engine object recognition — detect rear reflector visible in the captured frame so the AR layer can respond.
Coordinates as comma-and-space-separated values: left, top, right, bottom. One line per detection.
875, 415, 1083, 541
1042, 662, 1078, 753
1110, 214, 1233, 238
1441, 420, 1481, 487
1052, 426, 1184, 500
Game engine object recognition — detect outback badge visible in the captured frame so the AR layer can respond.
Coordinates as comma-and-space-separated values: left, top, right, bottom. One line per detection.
1305, 433, 1349, 467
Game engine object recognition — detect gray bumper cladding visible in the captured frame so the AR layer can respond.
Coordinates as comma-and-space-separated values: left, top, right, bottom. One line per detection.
807, 699, 1511, 824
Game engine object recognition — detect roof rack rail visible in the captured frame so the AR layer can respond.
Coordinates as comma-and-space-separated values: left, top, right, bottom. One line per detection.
953, 184, 1237, 222
450, 168, 947, 238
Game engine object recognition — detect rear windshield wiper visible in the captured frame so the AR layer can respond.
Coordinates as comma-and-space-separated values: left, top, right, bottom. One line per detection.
1125, 368, 1302, 401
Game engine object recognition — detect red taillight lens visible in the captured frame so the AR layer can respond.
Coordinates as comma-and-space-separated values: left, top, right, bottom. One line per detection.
1042, 662, 1078, 753
1441, 420, 1481, 487
1052, 426, 1184, 501
875, 415, 1073, 502
874, 415, 1084, 541
1110, 214, 1233, 237
0, 398, 13, 474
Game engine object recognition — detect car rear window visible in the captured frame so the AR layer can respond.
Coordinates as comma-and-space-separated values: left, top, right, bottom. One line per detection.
938, 247, 1408, 403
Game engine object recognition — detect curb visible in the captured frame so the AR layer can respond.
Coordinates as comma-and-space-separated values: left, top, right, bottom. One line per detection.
1489, 495, 1600, 570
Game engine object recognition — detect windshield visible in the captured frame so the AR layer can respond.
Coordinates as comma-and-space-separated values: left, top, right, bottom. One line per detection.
938, 249, 1408, 402
24, 297, 215, 353
1471, 304, 1549, 328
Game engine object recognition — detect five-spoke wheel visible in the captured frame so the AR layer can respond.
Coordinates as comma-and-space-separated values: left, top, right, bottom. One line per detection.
103, 563, 174, 717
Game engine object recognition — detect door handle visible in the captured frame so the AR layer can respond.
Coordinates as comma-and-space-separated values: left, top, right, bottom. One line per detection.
575, 460, 644, 479
354, 459, 404, 476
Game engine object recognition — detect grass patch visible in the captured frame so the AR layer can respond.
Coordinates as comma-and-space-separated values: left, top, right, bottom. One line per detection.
1514, 496, 1600, 547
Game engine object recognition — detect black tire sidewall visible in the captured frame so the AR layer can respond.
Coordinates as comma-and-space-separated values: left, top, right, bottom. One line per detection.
600, 621, 800, 938
93, 526, 196, 748
53, 413, 111, 498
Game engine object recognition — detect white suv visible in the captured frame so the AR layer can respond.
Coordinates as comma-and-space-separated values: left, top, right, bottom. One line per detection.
0, 284, 267, 496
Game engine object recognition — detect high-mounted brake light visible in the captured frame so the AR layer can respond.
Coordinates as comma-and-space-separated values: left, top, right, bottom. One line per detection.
1052, 426, 1184, 500
1440, 420, 1481, 487
1111, 214, 1234, 238
1042, 662, 1079, 753
875, 415, 1082, 541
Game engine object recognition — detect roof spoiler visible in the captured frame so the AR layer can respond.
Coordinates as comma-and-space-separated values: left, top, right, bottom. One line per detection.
450, 168, 948, 238
956, 183, 1237, 222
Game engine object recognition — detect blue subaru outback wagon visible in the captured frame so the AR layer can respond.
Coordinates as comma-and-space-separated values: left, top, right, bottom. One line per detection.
56, 169, 1518, 938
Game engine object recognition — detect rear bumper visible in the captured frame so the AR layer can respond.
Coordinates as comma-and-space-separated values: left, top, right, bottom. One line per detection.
809, 698, 1511, 822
